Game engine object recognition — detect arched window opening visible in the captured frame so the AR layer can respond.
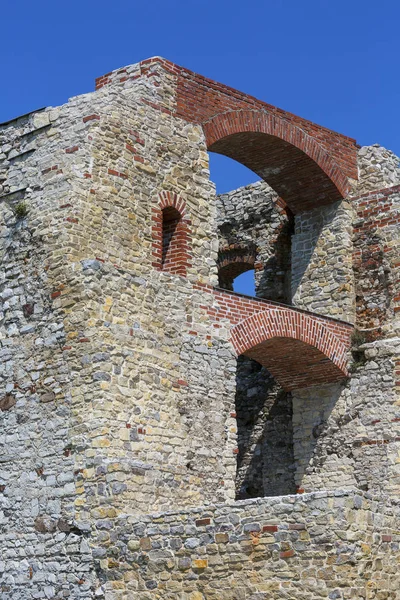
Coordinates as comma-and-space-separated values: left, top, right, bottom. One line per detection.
161, 206, 188, 276
211, 150, 294, 304
209, 153, 259, 194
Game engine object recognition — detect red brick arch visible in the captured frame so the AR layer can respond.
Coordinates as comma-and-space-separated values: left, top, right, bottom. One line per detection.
230, 307, 349, 391
204, 110, 350, 213
96, 57, 359, 213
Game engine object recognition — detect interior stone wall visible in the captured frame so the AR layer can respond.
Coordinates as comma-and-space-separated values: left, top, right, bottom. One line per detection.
291, 199, 356, 323
216, 181, 292, 303
292, 338, 400, 496
234, 357, 295, 499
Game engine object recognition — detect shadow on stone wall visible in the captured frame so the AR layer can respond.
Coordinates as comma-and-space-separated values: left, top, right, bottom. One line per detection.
292, 383, 347, 491
256, 218, 293, 304
235, 356, 296, 498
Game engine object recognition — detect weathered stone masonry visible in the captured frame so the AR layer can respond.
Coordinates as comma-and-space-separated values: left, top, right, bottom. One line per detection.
0, 57, 399, 598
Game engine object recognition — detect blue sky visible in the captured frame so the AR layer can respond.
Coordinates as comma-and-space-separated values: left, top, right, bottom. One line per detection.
2, 1, 399, 294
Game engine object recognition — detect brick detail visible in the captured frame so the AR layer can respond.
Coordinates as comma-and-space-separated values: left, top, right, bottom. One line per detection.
231, 304, 351, 391
203, 110, 350, 212
152, 191, 191, 276
95, 58, 358, 213
195, 285, 352, 391
352, 186, 400, 336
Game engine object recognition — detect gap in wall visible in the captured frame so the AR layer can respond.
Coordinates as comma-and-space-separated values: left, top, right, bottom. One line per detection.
233, 270, 256, 296
208, 152, 259, 195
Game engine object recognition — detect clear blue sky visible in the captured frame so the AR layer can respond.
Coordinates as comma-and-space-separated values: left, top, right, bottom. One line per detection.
2, 0, 399, 294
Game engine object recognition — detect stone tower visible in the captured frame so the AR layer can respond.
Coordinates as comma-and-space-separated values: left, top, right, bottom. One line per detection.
0, 57, 399, 599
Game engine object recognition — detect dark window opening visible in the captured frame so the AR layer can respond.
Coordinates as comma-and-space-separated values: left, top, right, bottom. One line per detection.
217, 245, 256, 294
161, 206, 187, 276
235, 355, 296, 499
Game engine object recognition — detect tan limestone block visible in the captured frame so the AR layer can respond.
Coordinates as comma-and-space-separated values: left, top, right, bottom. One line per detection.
92, 437, 111, 448
192, 559, 208, 569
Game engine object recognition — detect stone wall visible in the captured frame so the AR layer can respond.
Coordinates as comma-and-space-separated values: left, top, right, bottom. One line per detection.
93, 490, 400, 599
1, 58, 400, 599
292, 337, 400, 496
0, 110, 96, 597
291, 200, 355, 323
356, 144, 400, 196
0, 61, 236, 597
234, 357, 295, 499
216, 181, 292, 303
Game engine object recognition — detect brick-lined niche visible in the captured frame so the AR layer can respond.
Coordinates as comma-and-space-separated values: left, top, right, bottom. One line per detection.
152, 191, 191, 276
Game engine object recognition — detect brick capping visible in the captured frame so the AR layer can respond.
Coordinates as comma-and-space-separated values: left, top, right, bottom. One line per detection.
95, 56, 359, 213
192, 284, 352, 391
203, 109, 350, 211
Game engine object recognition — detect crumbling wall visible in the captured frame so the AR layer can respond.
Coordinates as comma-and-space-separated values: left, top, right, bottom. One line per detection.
216, 181, 292, 303
356, 144, 400, 195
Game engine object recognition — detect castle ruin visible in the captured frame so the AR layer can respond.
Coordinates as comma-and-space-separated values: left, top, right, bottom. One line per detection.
0, 57, 399, 599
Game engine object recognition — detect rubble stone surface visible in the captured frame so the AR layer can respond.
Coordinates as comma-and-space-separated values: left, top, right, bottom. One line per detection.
0, 57, 399, 598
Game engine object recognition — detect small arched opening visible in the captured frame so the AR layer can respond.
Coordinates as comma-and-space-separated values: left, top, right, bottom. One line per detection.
152, 192, 190, 276
161, 206, 186, 274
217, 245, 256, 292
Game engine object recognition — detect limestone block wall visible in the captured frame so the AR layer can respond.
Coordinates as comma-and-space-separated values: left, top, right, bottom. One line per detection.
0, 61, 239, 597
0, 110, 95, 596
216, 181, 291, 303
292, 338, 400, 495
94, 490, 400, 599
291, 199, 355, 323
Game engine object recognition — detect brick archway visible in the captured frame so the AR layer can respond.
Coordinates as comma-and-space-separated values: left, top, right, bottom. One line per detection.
230, 307, 349, 391
96, 57, 359, 213
204, 110, 350, 213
